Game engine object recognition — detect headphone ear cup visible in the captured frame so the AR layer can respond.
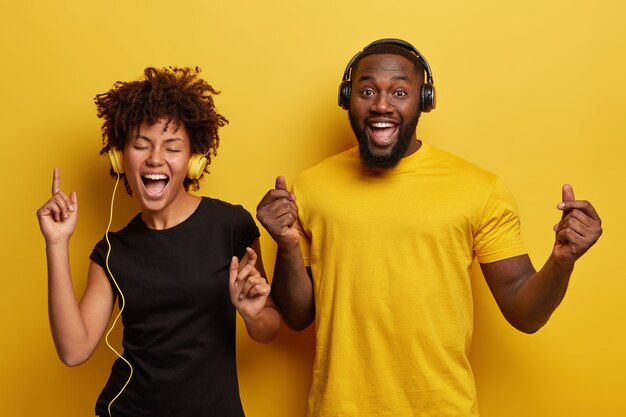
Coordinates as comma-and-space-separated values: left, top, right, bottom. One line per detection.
338, 81, 351, 110
108, 149, 125, 174
420, 83, 436, 113
187, 153, 208, 180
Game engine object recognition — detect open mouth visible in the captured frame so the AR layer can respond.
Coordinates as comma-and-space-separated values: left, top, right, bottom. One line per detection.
367, 121, 398, 148
141, 173, 170, 197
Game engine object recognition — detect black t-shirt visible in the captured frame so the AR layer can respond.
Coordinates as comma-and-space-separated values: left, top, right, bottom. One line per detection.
90, 197, 260, 417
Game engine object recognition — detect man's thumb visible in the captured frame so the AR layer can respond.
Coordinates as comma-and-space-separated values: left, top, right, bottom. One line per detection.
562, 184, 575, 202
275, 175, 288, 191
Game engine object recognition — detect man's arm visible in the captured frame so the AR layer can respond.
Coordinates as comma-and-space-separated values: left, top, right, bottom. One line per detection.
481, 184, 602, 333
272, 247, 315, 330
257, 176, 315, 330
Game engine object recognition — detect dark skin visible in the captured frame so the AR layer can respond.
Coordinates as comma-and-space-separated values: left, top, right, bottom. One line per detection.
257, 53, 602, 333
257, 176, 311, 330
480, 183, 601, 332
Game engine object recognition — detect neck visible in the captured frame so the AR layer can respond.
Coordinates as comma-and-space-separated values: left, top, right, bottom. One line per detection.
403, 137, 422, 158
141, 192, 201, 230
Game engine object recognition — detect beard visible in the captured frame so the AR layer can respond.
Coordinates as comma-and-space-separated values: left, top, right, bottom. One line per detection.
349, 110, 420, 170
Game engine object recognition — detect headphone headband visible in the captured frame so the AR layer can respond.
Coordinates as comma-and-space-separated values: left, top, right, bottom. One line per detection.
338, 38, 436, 112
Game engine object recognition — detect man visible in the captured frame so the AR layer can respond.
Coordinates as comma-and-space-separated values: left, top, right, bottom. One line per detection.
257, 39, 602, 416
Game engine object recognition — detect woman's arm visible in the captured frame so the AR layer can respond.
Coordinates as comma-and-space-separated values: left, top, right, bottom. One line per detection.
229, 239, 281, 343
38, 168, 115, 365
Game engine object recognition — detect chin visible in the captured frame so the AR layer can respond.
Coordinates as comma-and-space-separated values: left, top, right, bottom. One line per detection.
356, 137, 406, 170
139, 197, 166, 212
349, 111, 419, 171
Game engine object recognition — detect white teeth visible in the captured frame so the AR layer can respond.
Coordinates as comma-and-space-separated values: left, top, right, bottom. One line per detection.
370, 122, 396, 128
143, 173, 168, 180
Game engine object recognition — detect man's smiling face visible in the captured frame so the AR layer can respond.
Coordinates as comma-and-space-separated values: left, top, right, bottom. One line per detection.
348, 53, 422, 170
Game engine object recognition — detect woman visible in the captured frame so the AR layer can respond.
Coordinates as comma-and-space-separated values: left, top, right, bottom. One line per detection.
36, 67, 280, 416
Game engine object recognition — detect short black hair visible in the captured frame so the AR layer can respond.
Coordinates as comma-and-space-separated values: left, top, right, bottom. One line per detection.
351, 43, 425, 81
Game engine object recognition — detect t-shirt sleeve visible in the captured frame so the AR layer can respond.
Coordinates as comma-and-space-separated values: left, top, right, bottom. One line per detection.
295, 217, 311, 267
474, 177, 527, 263
233, 206, 261, 259
292, 181, 312, 267
89, 235, 109, 271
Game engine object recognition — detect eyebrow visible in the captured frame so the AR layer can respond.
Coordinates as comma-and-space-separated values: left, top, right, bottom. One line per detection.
357, 74, 411, 83
134, 135, 184, 143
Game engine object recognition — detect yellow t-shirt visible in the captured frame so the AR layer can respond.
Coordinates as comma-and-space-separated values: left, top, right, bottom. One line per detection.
293, 143, 527, 417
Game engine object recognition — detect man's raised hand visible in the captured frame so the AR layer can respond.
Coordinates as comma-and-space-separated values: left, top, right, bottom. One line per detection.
256, 176, 300, 247
553, 184, 602, 264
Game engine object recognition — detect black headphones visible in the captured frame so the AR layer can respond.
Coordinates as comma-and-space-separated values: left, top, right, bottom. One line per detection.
338, 38, 436, 113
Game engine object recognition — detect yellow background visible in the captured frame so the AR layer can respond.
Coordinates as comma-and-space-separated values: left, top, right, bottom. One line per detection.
1, 1, 624, 416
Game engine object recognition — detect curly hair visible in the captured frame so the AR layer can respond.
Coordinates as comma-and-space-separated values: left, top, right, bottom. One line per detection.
94, 67, 228, 194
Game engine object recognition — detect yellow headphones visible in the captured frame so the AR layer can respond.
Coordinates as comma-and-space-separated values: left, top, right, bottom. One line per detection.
107, 149, 208, 180
186, 153, 209, 180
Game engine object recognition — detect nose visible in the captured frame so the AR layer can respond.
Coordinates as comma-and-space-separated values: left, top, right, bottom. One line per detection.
371, 93, 393, 115
146, 148, 165, 166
